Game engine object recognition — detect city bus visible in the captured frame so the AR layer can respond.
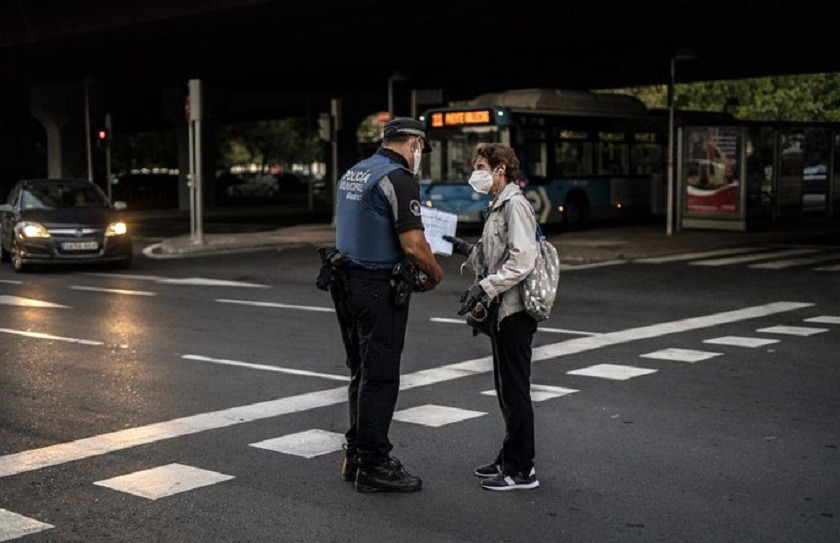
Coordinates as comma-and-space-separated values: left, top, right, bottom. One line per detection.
418, 88, 666, 229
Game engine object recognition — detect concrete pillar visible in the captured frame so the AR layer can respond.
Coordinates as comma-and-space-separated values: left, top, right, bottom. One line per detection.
30, 81, 104, 183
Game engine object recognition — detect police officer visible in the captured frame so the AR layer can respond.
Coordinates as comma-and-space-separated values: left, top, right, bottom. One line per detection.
333, 117, 443, 493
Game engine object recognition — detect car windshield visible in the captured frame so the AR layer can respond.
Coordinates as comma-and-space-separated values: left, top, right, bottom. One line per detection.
21, 184, 109, 210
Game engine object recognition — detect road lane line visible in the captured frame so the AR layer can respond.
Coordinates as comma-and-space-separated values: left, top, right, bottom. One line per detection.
634, 247, 764, 264
182, 355, 348, 382
216, 299, 334, 312
0, 328, 102, 346
0, 300, 812, 478
70, 286, 157, 296
0, 295, 68, 308
559, 260, 627, 271
690, 249, 820, 267
0, 279, 23, 285
429, 317, 599, 336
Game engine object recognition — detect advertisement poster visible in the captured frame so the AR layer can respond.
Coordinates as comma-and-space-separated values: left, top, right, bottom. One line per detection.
683, 127, 741, 217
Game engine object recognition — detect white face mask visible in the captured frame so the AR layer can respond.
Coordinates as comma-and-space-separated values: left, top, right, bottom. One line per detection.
411, 146, 422, 175
468, 169, 494, 194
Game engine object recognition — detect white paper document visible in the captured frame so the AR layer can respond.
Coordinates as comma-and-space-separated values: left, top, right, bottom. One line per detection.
420, 207, 458, 256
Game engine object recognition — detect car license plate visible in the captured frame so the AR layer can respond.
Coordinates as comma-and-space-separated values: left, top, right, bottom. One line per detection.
62, 241, 98, 251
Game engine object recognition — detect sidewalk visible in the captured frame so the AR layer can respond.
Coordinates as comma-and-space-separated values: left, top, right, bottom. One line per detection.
142, 217, 838, 264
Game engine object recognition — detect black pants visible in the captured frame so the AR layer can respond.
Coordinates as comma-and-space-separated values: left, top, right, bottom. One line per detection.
331, 274, 408, 466
490, 310, 538, 476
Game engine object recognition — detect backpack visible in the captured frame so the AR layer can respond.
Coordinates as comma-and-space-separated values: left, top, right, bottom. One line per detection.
519, 222, 560, 322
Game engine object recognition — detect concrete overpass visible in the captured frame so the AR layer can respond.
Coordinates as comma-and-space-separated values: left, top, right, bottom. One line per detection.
1, 0, 838, 200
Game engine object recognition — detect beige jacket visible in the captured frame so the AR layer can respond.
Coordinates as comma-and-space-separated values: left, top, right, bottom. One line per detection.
465, 182, 538, 325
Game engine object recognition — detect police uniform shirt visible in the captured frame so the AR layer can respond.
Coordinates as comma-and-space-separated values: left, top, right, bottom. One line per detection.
335, 147, 424, 269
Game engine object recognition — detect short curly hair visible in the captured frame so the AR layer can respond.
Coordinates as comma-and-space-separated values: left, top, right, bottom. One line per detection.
472, 143, 520, 183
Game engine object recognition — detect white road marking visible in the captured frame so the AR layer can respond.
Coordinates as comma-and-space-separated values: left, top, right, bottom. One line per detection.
158, 277, 269, 288
0, 295, 68, 308
429, 317, 599, 336
567, 364, 657, 380
0, 300, 812, 478
84, 272, 270, 288
0, 508, 53, 540
639, 348, 723, 363
392, 404, 487, 427
703, 336, 780, 348
0, 328, 102, 346
559, 260, 627, 271
756, 325, 828, 336
481, 384, 578, 402
635, 247, 765, 264
749, 253, 840, 269
94, 463, 234, 500
70, 285, 157, 296
84, 272, 165, 281
804, 316, 840, 324
215, 299, 334, 313
690, 249, 820, 267
250, 429, 345, 459
814, 264, 840, 271
0, 279, 23, 285
181, 354, 348, 382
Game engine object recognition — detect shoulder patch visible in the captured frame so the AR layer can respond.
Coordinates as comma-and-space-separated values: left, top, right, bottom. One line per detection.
409, 200, 422, 216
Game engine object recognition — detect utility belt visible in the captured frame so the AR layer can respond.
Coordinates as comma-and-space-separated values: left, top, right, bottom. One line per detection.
346, 266, 392, 280
316, 248, 426, 307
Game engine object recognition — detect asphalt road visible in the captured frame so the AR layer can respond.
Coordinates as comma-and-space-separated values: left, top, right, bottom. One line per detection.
1, 234, 839, 542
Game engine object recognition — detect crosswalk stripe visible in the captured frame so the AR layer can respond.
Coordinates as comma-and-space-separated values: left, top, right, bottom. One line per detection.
0, 295, 68, 308
0, 508, 53, 540
635, 247, 765, 264
749, 253, 840, 269
690, 249, 821, 267
814, 264, 840, 271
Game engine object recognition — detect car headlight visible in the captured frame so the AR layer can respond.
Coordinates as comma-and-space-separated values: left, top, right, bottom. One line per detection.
18, 222, 50, 238
106, 221, 128, 236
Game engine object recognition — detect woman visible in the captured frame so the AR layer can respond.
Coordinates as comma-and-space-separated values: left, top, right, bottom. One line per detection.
449, 142, 540, 491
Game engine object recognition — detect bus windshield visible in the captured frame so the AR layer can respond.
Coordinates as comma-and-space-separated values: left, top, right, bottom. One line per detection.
422, 127, 501, 184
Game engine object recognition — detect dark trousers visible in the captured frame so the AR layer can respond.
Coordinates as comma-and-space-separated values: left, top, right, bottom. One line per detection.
331, 275, 408, 466
491, 310, 538, 476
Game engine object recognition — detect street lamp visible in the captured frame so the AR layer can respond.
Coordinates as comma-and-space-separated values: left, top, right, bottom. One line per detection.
666, 48, 697, 236
387, 70, 408, 119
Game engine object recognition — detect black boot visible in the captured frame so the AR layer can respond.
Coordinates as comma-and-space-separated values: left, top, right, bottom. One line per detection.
355, 456, 422, 493
341, 444, 358, 482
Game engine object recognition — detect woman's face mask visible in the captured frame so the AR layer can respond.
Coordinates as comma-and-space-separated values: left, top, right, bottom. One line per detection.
468, 169, 494, 194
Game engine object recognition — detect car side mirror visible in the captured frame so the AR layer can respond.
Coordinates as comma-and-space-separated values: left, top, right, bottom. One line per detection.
0, 204, 11, 212
113, 201, 128, 211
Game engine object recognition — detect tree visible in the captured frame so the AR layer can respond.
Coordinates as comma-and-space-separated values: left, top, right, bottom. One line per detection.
601, 72, 840, 122
217, 118, 320, 172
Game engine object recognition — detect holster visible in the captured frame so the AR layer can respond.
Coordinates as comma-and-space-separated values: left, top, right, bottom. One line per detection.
316, 247, 348, 301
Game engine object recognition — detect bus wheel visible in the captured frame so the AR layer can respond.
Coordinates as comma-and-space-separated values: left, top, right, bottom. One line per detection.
563, 194, 589, 230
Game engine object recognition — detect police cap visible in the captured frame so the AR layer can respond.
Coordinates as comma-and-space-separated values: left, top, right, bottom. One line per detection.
383, 117, 432, 153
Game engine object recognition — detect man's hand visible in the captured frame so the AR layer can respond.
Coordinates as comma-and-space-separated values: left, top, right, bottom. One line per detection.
458, 283, 489, 316
443, 235, 474, 257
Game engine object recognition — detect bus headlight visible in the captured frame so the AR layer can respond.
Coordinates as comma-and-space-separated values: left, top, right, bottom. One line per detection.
106, 221, 128, 236
18, 222, 50, 238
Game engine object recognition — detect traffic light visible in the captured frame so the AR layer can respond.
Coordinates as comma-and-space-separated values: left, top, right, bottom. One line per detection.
96, 128, 109, 148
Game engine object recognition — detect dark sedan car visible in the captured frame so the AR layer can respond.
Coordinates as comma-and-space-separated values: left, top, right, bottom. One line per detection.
0, 179, 132, 272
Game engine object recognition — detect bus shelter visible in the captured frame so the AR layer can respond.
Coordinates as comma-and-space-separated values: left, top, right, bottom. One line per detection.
677, 121, 839, 231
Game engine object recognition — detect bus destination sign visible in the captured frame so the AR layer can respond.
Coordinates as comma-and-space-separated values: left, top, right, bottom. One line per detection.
430, 109, 493, 128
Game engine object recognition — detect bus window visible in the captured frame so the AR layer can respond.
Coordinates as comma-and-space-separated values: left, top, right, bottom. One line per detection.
523, 130, 547, 179
596, 132, 629, 175
555, 141, 593, 177
425, 128, 500, 184
631, 133, 662, 175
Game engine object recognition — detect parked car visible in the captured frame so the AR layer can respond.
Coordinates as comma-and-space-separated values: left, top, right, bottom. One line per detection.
0, 179, 132, 272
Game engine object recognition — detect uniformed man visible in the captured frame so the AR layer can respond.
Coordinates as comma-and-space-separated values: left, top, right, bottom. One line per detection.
332, 117, 443, 493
